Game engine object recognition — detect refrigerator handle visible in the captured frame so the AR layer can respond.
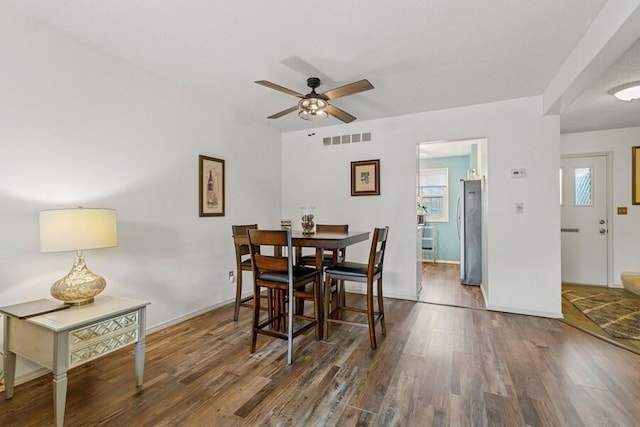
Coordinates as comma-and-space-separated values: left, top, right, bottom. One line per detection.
456, 195, 461, 239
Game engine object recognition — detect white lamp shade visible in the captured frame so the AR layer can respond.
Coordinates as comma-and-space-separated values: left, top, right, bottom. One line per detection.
40, 208, 118, 253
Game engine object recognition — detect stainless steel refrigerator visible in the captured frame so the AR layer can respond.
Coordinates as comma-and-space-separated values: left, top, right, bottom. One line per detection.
458, 179, 482, 286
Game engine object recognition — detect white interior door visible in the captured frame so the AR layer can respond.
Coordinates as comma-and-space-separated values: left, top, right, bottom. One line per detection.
560, 155, 608, 286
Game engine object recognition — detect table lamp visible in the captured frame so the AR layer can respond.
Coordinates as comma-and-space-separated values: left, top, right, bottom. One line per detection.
40, 207, 118, 305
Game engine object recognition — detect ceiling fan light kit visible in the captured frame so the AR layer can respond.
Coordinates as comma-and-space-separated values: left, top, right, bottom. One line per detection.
609, 81, 640, 101
255, 76, 374, 123
298, 89, 329, 121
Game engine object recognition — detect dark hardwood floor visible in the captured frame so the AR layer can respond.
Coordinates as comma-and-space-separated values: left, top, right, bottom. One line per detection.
2, 294, 640, 426
419, 262, 485, 309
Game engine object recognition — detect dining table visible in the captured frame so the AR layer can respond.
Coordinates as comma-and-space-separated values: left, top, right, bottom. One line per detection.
236, 229, 370, 340
289, 229, 370, 271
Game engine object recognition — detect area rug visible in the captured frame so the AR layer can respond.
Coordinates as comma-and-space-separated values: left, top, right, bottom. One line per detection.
562, 289, 640, 340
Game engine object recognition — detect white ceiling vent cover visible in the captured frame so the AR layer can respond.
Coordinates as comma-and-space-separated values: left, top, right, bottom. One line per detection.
322, 132, 372, 147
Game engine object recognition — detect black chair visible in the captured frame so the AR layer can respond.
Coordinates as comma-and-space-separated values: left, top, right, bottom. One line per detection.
247, 229, 322, 364
231, 224, 271, 321
323, 227, 389, 349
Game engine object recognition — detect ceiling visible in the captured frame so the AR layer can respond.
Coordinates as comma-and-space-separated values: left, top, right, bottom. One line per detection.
3, 0, 639, 134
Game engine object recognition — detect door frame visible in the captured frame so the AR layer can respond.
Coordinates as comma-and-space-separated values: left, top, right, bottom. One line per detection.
561, 151, 613, 287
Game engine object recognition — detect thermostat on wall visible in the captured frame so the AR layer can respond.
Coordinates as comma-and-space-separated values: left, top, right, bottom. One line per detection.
511, 168, 526, 178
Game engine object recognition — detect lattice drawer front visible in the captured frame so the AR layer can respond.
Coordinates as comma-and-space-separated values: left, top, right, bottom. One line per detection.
69, 330, 137, 367
69, 312, 138, 346
68, 311, 139, 367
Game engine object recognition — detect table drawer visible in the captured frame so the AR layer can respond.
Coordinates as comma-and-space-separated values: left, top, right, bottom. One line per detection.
68, 310, 139, 367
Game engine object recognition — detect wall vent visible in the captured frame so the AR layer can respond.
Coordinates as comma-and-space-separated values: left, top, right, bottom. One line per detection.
322, 131, 372, 147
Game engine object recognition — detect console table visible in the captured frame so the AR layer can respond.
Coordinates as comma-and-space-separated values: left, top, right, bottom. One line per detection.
1, 295, 149, 427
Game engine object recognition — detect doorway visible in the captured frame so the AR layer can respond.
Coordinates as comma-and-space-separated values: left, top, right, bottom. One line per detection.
416, 138, 487, 309
560, 153, 612, 287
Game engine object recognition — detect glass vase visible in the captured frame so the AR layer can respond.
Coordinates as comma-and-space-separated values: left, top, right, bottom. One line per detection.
301, 206, 315, 235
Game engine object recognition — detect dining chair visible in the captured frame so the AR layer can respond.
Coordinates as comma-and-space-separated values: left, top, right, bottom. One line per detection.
296, 224, 349, 312
231, 224, 270, 321
323, 226, 389, 349
247, 229, 322, 364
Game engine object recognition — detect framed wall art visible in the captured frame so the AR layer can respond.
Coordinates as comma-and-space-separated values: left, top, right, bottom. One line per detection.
199, 155, 225, 216
633, 146, 640, 205
351, 159, 380, 196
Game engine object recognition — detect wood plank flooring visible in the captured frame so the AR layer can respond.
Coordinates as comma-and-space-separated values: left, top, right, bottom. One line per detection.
419, 262, 485, 309
2, 295, 640, 426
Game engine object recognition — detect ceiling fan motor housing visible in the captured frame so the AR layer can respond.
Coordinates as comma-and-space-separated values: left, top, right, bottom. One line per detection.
306, 77, 321, 89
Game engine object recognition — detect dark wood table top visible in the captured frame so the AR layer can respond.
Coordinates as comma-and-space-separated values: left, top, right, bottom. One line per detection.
234, 230, 370, 249
290, 230, 370, 249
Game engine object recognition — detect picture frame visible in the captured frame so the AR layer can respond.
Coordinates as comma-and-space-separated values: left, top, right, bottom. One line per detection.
199, 155, 225, 217
633, 146, 640, 205
351, 159, 380, 196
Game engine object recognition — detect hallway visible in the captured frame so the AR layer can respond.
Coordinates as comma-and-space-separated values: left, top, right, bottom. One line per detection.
419, 262, 485, 309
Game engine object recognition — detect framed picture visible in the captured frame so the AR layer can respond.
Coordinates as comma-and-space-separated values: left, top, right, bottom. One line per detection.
351, 159, 380, 196
633, 146, 640, 205
199, 155, 225, 216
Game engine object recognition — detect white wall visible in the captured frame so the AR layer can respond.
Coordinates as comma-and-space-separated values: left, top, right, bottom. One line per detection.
0, 6, 281, 379
561, 126, 640, 285
282, 96, 562, 318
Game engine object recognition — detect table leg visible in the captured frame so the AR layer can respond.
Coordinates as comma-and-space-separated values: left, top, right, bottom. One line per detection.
53, 371, 67, 427
315, 248, 325, 339
135, 307, 146, 387
3, 351, 15, 399
134, 341, 145, 387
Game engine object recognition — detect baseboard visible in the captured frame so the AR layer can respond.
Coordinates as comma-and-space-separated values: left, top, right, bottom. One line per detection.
485, 304, 563, 319
0, 366, 49, 394
147, 299, 233, 334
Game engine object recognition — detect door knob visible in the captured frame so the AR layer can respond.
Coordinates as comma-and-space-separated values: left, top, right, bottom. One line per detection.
599, 228, 607, 234
599, 219, 605, 224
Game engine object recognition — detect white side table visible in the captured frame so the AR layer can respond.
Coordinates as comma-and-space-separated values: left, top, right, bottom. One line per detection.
2, 295, 150, 427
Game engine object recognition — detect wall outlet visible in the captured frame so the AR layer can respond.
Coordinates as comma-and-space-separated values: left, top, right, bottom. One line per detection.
515, 202, 524, 214
228, 271, 235, 283
617, 206, 628, 215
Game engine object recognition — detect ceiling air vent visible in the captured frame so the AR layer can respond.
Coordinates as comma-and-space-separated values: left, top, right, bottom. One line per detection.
322, 132, 372, 147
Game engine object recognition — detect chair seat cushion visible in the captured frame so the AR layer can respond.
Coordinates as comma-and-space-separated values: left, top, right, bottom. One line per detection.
257, 266, 320, 284
325, 262, 380, 278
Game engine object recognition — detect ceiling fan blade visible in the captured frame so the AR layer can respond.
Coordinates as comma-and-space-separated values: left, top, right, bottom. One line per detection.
326, 105, 356, 123
267, 105, 299, 119
322, 79, 374, 100
255, 80, 304, 98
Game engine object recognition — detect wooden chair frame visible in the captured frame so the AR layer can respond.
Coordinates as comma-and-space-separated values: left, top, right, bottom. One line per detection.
231, 224, 272, 321
323, 227, 389, 349
248, 229, 321, 364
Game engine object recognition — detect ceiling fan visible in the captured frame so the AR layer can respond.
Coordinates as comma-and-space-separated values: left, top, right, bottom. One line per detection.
255, 77, 374, 123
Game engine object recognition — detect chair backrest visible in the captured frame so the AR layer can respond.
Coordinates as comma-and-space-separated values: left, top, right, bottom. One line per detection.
247, 229, 293, 279
368, 227, 390, 276
316, 224, 349, 234
316, 224, 349, 261
232, 224, 258, 259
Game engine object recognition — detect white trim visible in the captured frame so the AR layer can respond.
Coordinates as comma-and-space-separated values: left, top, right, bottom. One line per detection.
561, 152, 613, 287
485, 304, 563, 319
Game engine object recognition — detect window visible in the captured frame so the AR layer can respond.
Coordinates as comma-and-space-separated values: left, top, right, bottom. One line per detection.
574, 167, 592, 206
419, 168, 448, 222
